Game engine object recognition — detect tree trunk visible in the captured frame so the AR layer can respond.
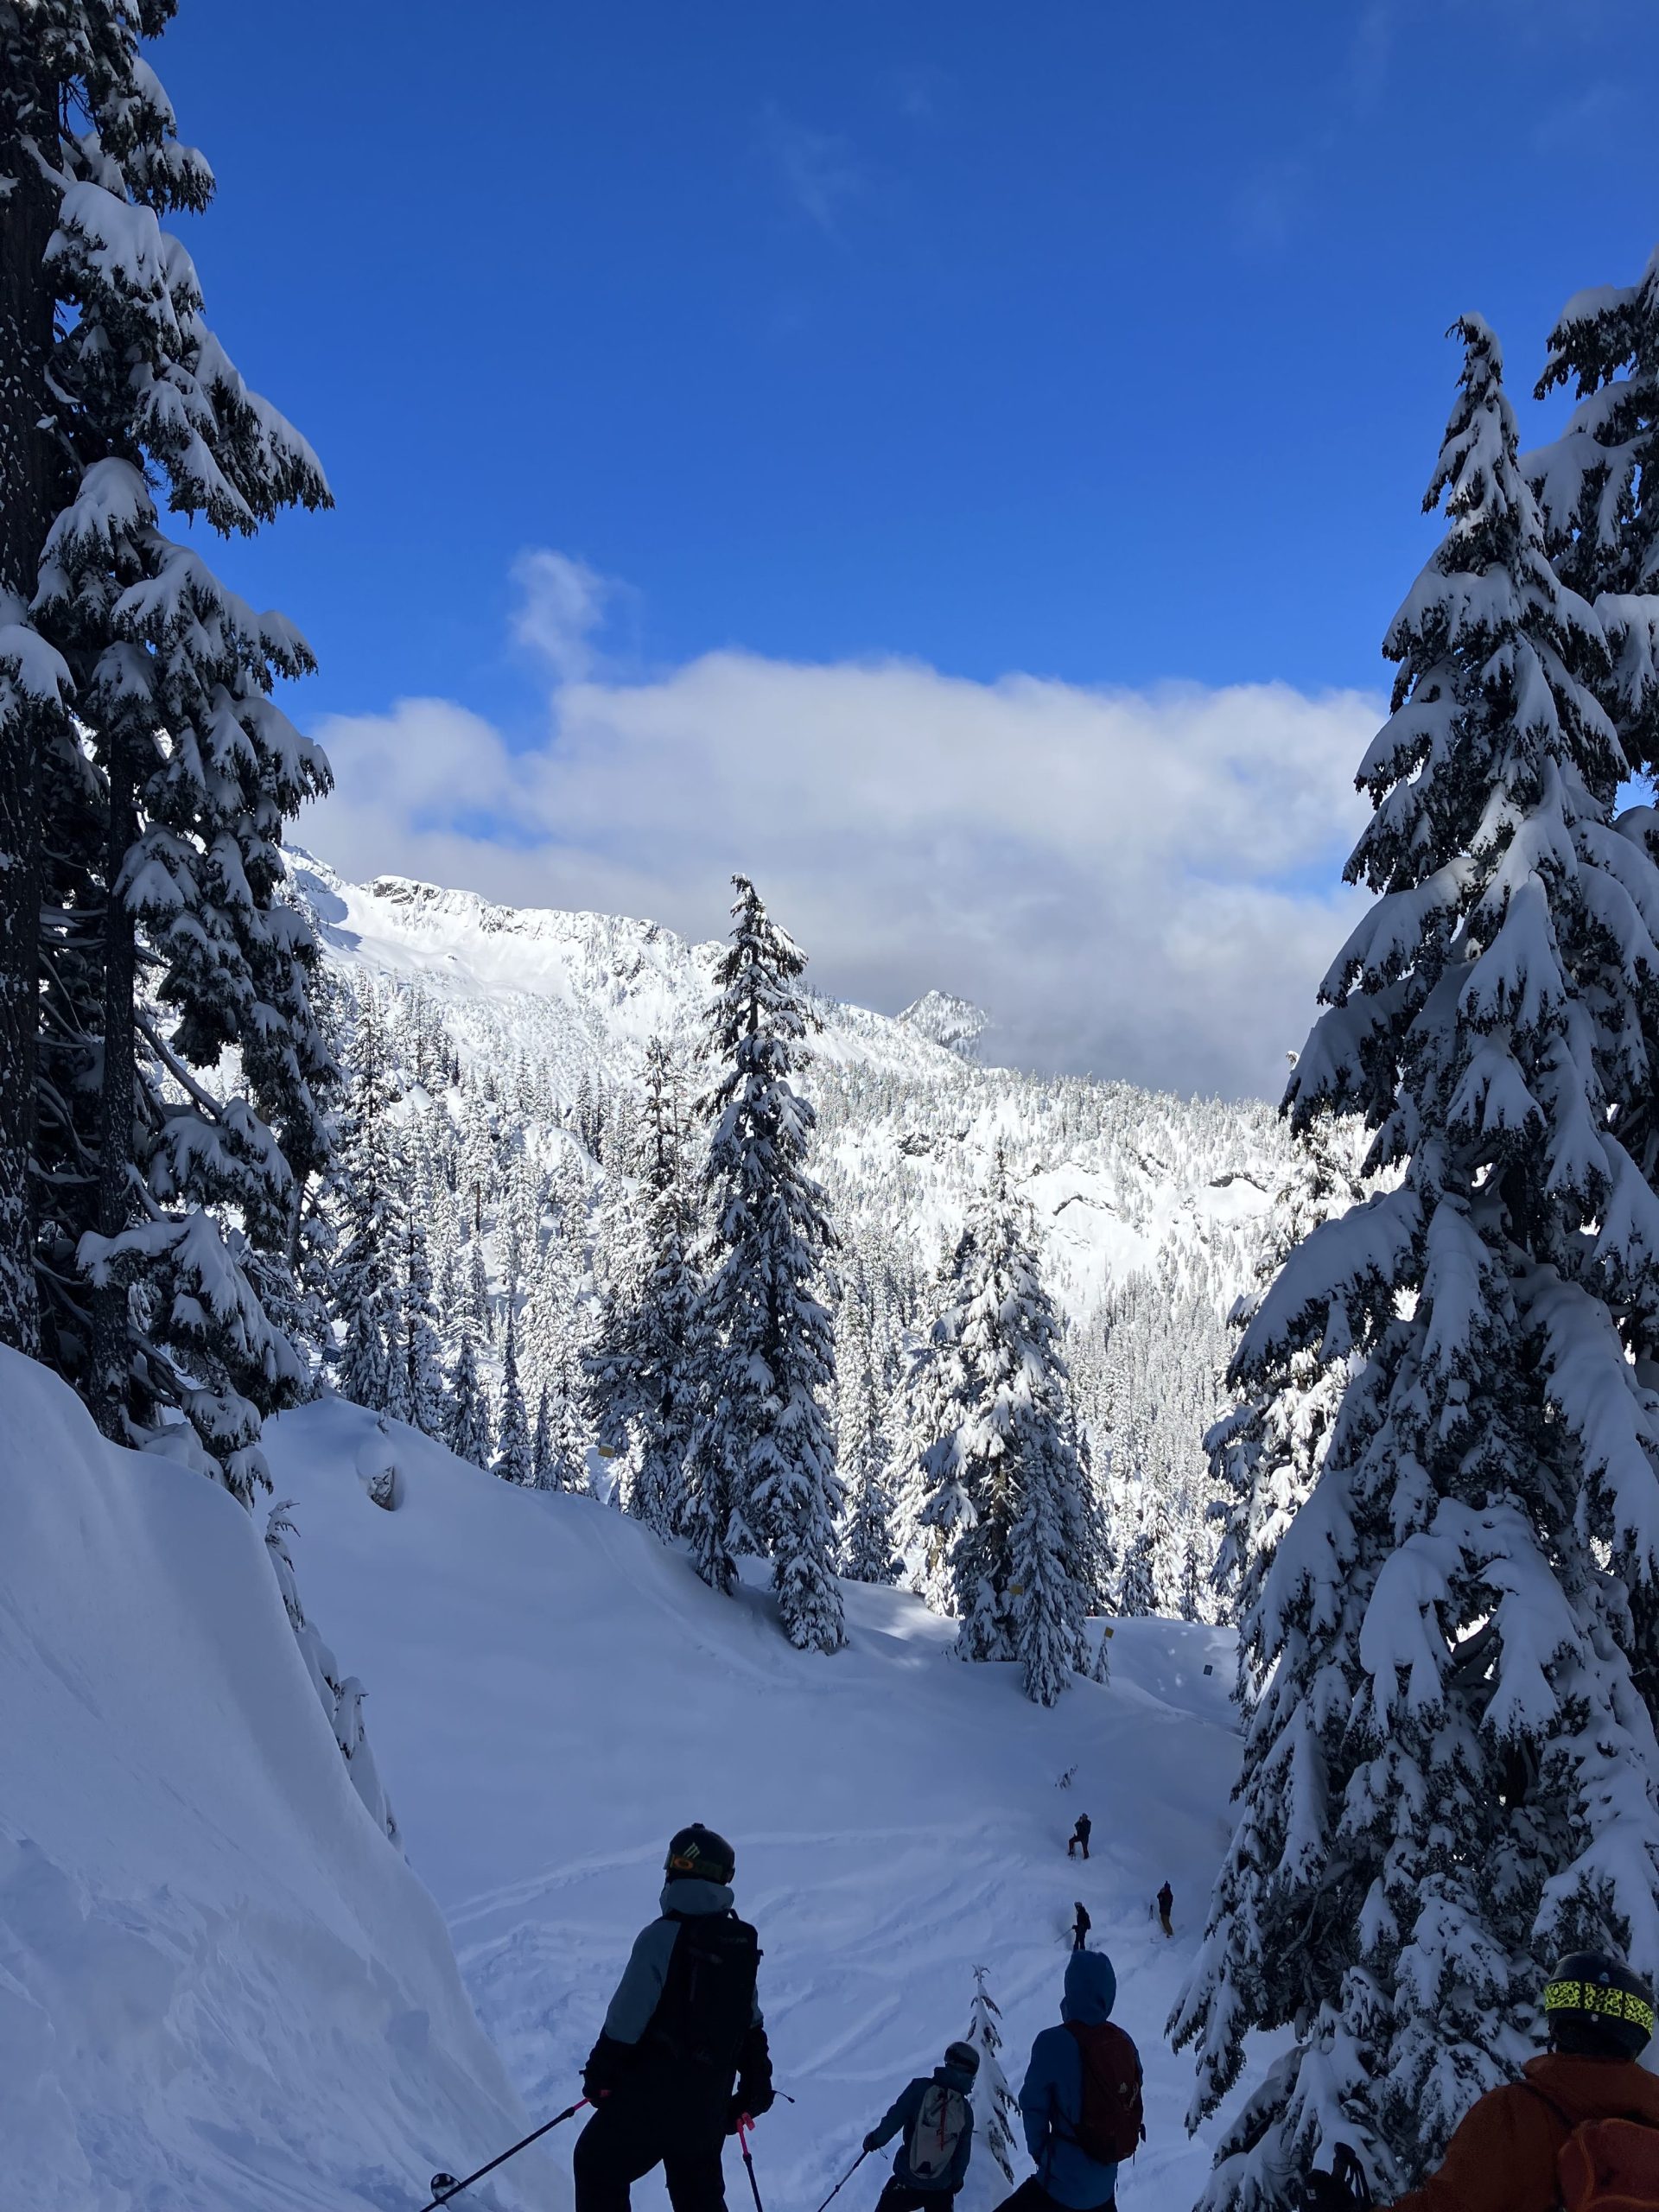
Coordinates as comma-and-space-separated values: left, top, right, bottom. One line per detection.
89, 735, 136, 1438
0, 13, 60, 1355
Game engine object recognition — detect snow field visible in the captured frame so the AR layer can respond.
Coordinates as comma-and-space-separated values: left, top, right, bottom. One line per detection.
267, 1397, 1243, 2212
0, 1352, 542, 2212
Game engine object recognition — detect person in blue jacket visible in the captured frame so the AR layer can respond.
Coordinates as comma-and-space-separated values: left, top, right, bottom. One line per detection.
995, 1950, 1140, 2212
862, 2042, 979, 2212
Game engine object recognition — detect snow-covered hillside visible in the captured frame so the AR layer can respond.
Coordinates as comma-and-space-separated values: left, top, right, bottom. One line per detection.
289, 850, 1294, 1316
267, 1395, 1245, 2212
0, 1353, 546, 2212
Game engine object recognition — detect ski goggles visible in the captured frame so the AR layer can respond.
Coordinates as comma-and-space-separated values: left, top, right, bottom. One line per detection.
1542, 1979, 1656, 2038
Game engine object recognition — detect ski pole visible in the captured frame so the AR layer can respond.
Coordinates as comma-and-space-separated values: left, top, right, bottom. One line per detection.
423, 2097, 589, 2209
812, 2145, 871, 2212
737, 2117, 767, 2212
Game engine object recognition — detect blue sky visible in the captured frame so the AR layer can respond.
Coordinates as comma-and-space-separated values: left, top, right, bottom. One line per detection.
156, 0, 1659, 1091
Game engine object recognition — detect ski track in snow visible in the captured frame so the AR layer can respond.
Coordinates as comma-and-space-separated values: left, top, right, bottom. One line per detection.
267, 1399, 1243, 2212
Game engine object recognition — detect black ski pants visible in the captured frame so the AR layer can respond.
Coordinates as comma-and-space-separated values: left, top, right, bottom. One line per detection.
575, 2085, 729, 2212
874, 2183, 957, 2212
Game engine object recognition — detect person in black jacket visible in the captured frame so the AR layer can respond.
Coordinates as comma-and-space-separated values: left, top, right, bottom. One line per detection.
1071, 1902, 1091, 1953
575, 1825, 773, 2212
1067, 1815, 1091, 1861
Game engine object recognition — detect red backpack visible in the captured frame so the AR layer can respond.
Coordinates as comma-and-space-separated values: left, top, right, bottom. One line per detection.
1526, 2087, 1659, 2212
1064, 2021, 1145, 2165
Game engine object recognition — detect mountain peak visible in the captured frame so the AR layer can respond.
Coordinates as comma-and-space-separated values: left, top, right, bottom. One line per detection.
897, 989, 991, 1060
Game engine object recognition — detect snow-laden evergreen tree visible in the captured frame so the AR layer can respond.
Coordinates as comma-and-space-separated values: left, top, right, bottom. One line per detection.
965, 1966, 1019, 2184
1116, 1522, 1157, 1618
492, 1306, 532, 1485
1172, 318, 1659, 2210
684, 878, 844, 1652
387, 1215, 444, 1438
333, 997, 402, 1414
1529, 247, 1659, 777
927, 1154, 1092, 1703
1209, 1120, 1366, 1682
535, 1341, 589, 1493
531, 1383, 553, 1491
837, 1271, 899, 1582
0, 4, 334, 1495
443, 1319, 493, 1471
900, 1226, 980, 1611
583, 1038, 699, 1536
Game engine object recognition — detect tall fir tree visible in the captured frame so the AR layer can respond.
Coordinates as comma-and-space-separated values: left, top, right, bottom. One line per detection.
927, 1154, 1092, 1704
684, 877, 844, 1652
1529, 247, 1659, 776
901, 1224, 980, 1612
838, 1293, 899, 1584
443, 1319, 493, 1471
1209, 1122, 1365, 1687
1172, 319, 1659, 2209
0, 3, 334, 1497
492, 1305, 532, 1485
582, 1038, 699, 1536
388, 1214, 445, 1438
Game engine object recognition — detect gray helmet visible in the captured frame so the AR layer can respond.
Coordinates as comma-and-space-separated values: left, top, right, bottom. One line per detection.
944, 2040, 980, 2076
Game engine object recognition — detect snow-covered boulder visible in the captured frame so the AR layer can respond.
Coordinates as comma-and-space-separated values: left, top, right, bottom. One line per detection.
0, 1350, 553, 2211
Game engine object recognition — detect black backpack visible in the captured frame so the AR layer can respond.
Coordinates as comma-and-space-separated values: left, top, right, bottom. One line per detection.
644, 1910, 760, 2076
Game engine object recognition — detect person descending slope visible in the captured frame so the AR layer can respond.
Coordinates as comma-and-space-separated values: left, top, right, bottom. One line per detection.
1072, 1904, 1091, 1954
861, 2042, 980, 2212
1155, 1885, 1173, 1939
575, 1825, 773, 2212
1067, 1816, 1091, 1861
994, 1950, 1142, 2212
1302, 1953, 1659, 2212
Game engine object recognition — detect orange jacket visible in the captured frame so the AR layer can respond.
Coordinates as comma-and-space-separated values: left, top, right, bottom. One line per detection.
1383, 2053, 1659, 2212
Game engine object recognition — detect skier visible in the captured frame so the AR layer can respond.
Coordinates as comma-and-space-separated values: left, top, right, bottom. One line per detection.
1071, 1903, 1091, 1953
1066, 1815, 1091, 1861
1156, 1883, 1173, 1938
1301, 1952, 1659, 2212
991, 1949, 1142, 2212
574, 1825, 773, 2212
861, 2041, 979, 2211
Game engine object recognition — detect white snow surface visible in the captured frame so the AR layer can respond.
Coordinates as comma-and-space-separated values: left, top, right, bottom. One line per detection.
266, 1395, 1244, 2212
0, 1351, 544, 2212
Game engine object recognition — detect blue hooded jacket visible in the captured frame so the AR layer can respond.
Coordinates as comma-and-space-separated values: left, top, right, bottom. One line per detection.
1018, 1951, 1135, 2211
868, 2060, 977, 2192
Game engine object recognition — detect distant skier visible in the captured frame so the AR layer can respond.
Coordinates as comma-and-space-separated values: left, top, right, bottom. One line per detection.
1301, 1951, 1659, 2212
991, 1949, 1142, 2212
1071, 1902, 1090, 1953
575, 1824, 773, 2212
1066, 1815, 1091, 1861
1156, 1883, 1173, 1938
861, 2041, 979, 2211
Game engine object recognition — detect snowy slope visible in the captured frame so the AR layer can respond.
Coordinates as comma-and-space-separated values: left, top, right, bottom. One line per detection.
266, 1396, 1244, 2212
288, 849, 1294, 1314
0, 1352, 550, 2212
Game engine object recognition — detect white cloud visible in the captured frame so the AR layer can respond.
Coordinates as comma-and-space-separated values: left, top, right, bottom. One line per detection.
302, 557, 1376, 1100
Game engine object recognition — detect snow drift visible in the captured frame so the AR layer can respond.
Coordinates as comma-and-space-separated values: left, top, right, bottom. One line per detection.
266, 1395, 1244, 2212
0, 1350, 547, 2212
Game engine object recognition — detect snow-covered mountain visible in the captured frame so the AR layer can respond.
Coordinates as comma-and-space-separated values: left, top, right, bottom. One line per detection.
288, 851, 1296, 1319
